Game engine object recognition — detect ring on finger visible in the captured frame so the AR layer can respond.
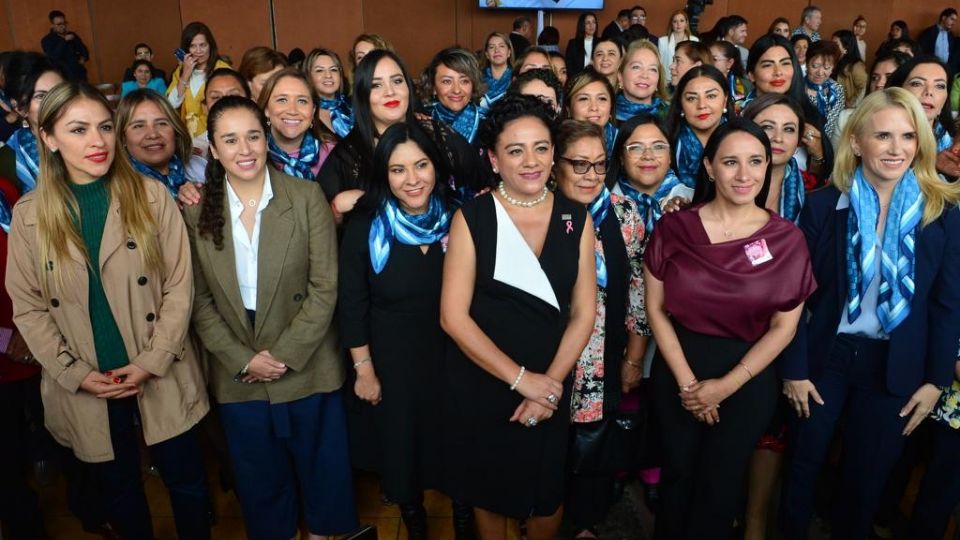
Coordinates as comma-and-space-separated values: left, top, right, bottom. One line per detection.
526, 417, 538, 427
546, 393, 558, 404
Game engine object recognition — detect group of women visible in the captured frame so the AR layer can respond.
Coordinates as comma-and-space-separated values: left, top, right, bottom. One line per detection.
1, 8, 960, 540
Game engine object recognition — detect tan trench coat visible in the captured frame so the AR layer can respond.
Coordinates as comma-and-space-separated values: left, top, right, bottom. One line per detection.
5, 178, 209, 462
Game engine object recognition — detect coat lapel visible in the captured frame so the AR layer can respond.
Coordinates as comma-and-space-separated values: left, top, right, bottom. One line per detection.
834, 194, 849, 307
207, 207, 252, 335
254, 172, 294, 338
98, 194, 125, 271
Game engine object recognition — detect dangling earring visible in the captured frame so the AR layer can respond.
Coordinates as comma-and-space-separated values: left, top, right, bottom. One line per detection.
708, 176, 715, 182
680, 111, 685, 117
21, 118, 28, 129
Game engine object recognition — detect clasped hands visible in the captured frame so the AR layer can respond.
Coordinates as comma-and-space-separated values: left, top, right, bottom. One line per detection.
241, 350, 287, 384
510, 371, 563, 428
80, 363, 152, 399
680, 378, 735, 426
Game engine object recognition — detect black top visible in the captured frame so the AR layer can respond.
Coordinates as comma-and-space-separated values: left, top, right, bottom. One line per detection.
40, 30, 89, 82
510, 32, 531, 57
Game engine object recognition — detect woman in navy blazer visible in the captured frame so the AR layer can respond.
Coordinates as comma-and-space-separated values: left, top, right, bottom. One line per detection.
779, 87, 960, 540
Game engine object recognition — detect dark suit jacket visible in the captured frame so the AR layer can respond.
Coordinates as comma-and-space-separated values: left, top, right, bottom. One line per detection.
40, 30, 88, 81
918, 24, 960, 74
565, 38, 589, 76
184, 169, 344, 404
509, 32, 530, 57
601, 21, 625, 41
781, 186, 960, 396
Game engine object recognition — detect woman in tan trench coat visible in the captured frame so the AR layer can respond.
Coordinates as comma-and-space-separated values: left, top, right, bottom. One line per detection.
5, 81, 211, 540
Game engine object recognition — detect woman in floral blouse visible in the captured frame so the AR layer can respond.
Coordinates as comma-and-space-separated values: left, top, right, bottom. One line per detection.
552, 119, 649, 539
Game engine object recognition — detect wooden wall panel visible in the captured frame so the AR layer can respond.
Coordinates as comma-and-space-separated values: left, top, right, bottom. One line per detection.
363, 0, 459, 75
272, 0, 362, 63
88, 0, 182, 84
5, 0, 100, 79
0, 0, 16, 51
177, 0, 272, 68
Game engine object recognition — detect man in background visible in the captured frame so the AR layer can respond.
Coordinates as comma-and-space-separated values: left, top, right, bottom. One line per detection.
40, 10, 89, 82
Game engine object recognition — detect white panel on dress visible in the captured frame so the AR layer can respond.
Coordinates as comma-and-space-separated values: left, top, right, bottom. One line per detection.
492, 197, 560, 311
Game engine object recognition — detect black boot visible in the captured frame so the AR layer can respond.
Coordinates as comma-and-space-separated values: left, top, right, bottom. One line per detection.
452, 499, 475, 540
400, 502, 428, 540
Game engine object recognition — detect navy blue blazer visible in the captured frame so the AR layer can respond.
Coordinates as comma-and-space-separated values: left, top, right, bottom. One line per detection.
781, 186, 960, 396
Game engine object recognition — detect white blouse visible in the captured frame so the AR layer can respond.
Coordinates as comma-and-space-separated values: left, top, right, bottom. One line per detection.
226, 169, 274, 310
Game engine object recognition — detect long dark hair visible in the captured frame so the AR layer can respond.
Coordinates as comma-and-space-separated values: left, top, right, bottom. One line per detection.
868, 51, 910, 93
692, 118, 773, 207
351, 49, 418, 163
665, 65, 734, 142
710, 40, 745, 79
1, 52, 61, 117
603, 112, 669, 188
180, 21, 220, 75
360, 122, 451, 212
833, 30, 863, 76
886, 55, 956, 137
575, 12, 597, 39
888, 20, 910, 41
198, 96, 268, 250
746, 34, 807, 105
740, 92, 807, 141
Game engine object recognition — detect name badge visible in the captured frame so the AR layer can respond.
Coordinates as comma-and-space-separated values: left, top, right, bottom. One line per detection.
744, 238, 774, 266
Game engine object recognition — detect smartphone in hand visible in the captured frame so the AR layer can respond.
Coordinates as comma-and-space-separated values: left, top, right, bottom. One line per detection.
174, 48, 186, 62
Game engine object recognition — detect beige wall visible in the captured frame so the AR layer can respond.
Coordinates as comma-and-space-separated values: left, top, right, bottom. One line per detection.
0, 0, 954, 83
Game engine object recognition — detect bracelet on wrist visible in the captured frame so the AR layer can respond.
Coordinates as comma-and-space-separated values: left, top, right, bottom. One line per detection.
680, 378, 698, 392
625, 358, 642, 369
738, 363, 754, 379
510, 366, 526, 391
353, 357, 372, 370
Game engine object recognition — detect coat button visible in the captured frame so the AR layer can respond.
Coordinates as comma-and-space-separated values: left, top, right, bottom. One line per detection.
137, 276, 148, 286
46, 261, 53, 271
126, 240, 137, 250
145, 312, 156, 322
293, 293, 304, 302
50, 298, 60, 307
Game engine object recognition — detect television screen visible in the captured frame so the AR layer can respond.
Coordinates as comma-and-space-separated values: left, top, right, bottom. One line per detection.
480, 0, 604, 9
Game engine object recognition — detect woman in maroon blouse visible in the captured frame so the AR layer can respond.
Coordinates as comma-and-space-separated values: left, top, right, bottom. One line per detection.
643, 118, 816, 539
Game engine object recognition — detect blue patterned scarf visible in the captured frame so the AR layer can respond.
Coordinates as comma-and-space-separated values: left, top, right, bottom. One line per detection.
935, 121, 953, 153
675, 123, 705, 189
727, 73, 746, 101
431, 102, 483, 143
483, 66, 512, 104
318, 94, 354, 139
617, 169, 682, 232
779, 158, 805, 223
804, 78, 841, 120
6, 128, 39, 192
588, 187, 611, 288
368, 195, 451, 274
615, 93, 665, 122
845, 166, 923, 333
737, 89, 757, 111
268, 131, 320, 180
604, 123, 618, 160
0, 190, 12, 234
129, 155, 187, 198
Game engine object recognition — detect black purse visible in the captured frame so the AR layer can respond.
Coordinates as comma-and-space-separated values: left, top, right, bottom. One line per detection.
568, 410, 641, 475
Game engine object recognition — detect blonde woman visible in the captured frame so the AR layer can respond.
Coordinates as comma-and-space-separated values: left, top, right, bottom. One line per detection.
6, 82, 210, 539
781, 88, 960, 540
615, 39, 670, 122
658, 10, 699, 83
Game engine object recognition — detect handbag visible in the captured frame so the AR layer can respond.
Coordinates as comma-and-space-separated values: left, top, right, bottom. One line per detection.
568, 410, 641, 475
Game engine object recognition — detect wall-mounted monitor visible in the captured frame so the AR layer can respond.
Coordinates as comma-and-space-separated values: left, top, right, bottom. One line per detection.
480, 0, 604, 9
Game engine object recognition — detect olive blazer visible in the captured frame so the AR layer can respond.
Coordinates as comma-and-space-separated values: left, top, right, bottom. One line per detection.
183, 169, 344, 405
5, 178, 209, 462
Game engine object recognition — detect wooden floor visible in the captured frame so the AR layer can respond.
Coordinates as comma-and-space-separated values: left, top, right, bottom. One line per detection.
38, 467, 525, 540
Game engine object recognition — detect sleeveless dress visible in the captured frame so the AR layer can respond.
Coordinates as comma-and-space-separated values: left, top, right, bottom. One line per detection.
443, 191, 586, 518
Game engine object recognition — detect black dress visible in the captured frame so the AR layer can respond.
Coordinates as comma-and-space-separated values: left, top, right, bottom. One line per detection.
444, 192, 586, 518
338, 211, 445, 504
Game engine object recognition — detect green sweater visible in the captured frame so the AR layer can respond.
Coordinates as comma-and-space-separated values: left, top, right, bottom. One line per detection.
69, 179, 129, 372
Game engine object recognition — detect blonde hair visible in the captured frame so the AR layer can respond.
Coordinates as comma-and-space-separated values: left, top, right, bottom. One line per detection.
620, 39, 669, 101
833, 87, 960, 225
666, 10, 692, 40
479, 32, 515, 71
35, 82, 162, 296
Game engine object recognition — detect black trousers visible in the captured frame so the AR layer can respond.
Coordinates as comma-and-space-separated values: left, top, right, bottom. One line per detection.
781, 334, 908, 540
652, 325, 778, 540
0, 376, 45, 539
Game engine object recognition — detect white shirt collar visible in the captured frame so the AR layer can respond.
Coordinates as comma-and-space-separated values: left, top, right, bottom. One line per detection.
225, 167, 274, 222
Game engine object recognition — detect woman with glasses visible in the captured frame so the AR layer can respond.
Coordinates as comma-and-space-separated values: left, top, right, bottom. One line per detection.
803, 40, 844, 141
553, 119, 648, 539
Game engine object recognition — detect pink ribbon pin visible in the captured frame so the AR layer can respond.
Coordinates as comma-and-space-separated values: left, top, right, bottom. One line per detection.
565, 220, 573, 234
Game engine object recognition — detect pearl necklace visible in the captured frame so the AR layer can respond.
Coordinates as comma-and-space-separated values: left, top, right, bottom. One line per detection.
497, 182, 548, 208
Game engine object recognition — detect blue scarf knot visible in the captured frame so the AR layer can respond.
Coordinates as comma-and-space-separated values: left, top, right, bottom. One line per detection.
675, 123, 706, 189
603, 123, 618, 161
6, 128, 39, 192
130, 155, 187, 198
368, 195, 451, 274
588, 187, 611, 288
617, 170, 682, 232
431, 101, 483, 143
318, 94, 354, 139
779, 158, 805, 223
268, 132, 321, 180
483, 66, 512, 105
615, 93, 665, 122
845, 166, 924, 333
804, 78, 841, 120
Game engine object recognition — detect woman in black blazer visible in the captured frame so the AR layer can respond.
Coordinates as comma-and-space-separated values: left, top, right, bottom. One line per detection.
565, 12, 599, 79
779, 87, 960, 540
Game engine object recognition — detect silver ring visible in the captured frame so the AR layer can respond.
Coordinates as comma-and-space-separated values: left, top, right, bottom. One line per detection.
546, 393, 558, 404
526, 417, 538, 427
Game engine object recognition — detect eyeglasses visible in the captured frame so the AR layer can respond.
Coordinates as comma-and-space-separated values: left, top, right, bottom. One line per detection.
559, 157, 608, 175
625, 142, 670, 156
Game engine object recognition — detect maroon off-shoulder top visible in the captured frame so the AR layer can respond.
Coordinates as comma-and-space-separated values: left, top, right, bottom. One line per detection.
644, 204, 817, 342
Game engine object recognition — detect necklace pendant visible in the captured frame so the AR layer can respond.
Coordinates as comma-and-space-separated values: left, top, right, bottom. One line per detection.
248, 199, 257, 207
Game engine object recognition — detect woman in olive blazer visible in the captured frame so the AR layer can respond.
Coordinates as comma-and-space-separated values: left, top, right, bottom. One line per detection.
183, 96, 357, 540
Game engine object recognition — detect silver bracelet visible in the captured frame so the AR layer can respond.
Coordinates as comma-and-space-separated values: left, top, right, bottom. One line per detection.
510, 366, 526, 391
352, 357, 372, 369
